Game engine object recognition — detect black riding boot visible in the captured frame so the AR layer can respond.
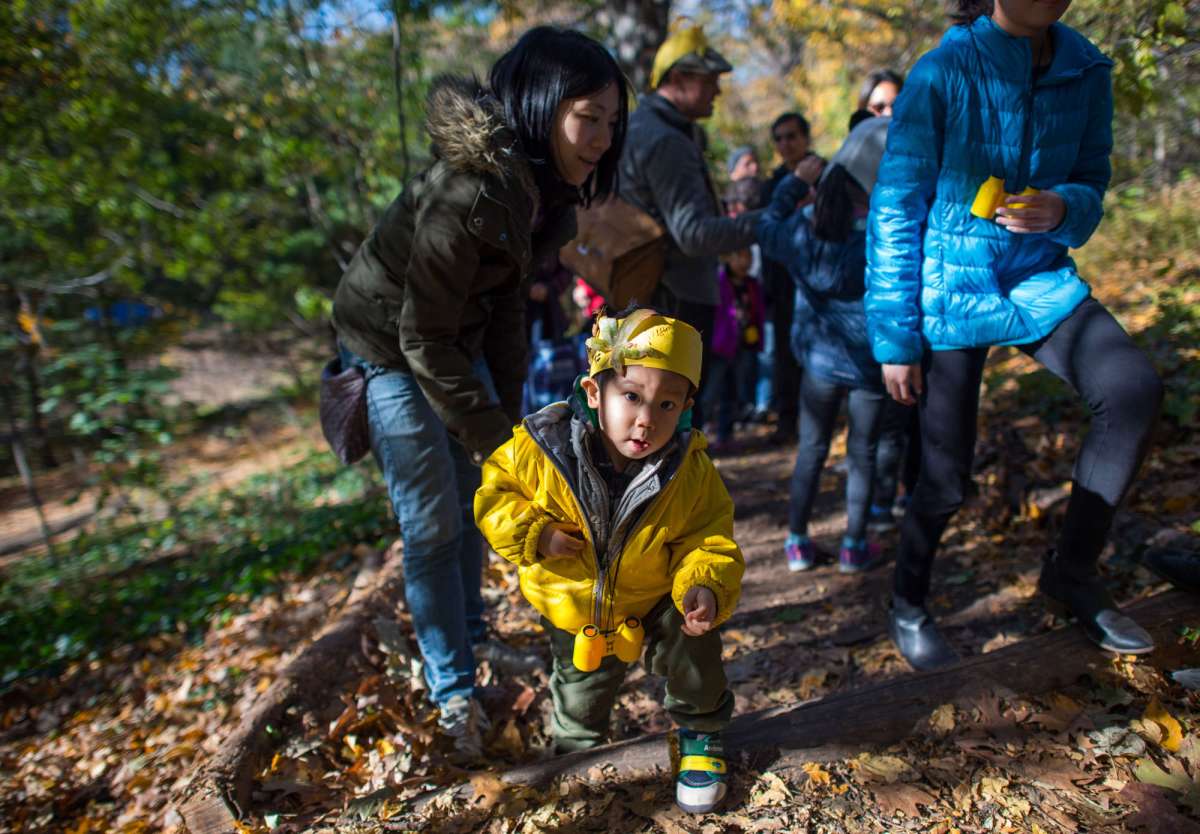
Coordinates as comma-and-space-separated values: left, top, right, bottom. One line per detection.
888, 597, 960, 671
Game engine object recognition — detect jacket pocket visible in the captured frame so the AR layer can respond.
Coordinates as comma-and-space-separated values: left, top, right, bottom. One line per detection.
468, 190, 524, 267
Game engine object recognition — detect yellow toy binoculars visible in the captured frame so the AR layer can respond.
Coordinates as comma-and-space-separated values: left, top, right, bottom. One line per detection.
572, 616, 645, 671
970, 175, 1038, 220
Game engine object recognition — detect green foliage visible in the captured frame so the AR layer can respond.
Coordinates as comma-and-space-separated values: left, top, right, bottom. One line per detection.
1, 0, 433, 333
40, 318, 180, 510
0, 452, 391, 687
1076, 177, 1200, 273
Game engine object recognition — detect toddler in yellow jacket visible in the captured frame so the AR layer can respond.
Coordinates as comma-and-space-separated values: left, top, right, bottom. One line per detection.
475, 308, 744, 814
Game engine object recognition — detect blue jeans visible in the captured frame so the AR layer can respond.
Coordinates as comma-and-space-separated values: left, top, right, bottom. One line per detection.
339, 344, 493, 706
755, 320, 775, 413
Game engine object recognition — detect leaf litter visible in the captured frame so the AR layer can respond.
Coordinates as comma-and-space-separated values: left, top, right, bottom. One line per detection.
1, 260, 1198, 833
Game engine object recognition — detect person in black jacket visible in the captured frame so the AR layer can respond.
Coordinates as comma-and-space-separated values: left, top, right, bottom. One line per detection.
331, 26, 629, 759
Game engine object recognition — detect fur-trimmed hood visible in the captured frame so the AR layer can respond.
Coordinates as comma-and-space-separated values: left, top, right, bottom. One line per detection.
425, 75, 537, 205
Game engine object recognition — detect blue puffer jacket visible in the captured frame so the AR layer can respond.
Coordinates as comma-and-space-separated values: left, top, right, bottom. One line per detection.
757, 175, 883, 392
866, 16, 1114, 365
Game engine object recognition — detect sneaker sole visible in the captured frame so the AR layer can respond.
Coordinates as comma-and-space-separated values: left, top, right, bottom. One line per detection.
676, 783, 728, 814
838, 557, 884, 574
788, 562, 815, 572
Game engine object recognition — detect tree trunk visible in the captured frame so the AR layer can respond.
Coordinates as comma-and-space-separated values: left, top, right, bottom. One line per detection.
0, 380, 57, 560
390, 0, 411, 184
403, 589, 1199, 813
600, 0, 672, 94
175, 546, 404, 833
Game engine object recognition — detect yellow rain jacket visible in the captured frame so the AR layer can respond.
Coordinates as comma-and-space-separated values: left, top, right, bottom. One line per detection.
474, 400, 744, 635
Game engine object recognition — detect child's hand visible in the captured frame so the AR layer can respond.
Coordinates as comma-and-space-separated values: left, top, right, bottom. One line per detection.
995, 191, 1066, 234
538, 522, 584, 558
794, 153, 825, 186
681, 586, 718, 636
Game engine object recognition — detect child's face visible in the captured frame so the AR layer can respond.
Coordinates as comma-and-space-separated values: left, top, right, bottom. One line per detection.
725, 249, 752, 277
582, 365, 694, 468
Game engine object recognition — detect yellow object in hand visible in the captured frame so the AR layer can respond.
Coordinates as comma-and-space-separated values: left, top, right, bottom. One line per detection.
970, 175, 1039, 220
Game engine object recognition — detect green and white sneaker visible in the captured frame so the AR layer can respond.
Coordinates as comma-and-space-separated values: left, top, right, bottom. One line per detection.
674, 729, 728, 813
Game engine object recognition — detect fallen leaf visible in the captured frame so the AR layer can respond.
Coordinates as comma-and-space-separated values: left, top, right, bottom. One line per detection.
512, 685, 537, 715
853, 753, 913, 784
1031, 693, 1084, 732
494, 719, 525, 757
470, 773, 507, 810
801, 762, 831, 788
1088, 726, 1147, 758
978, 775, 1009, 801
748, 778, 791, 809
1133, 758, 1200, 813
1119, 782, 1200, 834
929, 704, 956, 734
871, 782, 937, 817
1144, 697, 1185, 752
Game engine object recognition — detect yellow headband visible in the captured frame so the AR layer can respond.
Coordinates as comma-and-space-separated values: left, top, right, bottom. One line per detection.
585, 310, 703, 389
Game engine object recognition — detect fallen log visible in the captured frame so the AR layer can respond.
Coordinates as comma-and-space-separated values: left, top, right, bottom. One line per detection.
176, 545, 404, 834
410, 589, 1199, 812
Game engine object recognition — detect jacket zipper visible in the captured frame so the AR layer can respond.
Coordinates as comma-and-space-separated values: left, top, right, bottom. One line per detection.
594, 435, 695, 629
1013, 46, 1036, 194
574, 449, 613, 627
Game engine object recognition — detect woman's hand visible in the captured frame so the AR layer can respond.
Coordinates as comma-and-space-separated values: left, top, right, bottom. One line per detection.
995, 191, 1066, 234
528, 281, 550, 303
794, 153, 826, 186
537, 522, 584, 558
681, 586, 717, 636
882, 363, 923, 405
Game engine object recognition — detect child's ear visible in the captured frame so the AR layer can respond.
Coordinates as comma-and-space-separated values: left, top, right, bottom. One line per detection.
682, 396, 695, 414
581, 377, 602, 409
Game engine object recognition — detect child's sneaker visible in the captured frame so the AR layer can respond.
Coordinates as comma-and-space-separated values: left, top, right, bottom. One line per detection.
867, 504, 896, 532
785, 535, 816, 572
839, 540, 883, 574
438, 694, 491, 761
675, 729, 728, 813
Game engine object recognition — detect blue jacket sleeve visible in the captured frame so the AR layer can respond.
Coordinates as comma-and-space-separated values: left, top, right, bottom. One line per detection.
1046, 66, 1112, 249
865, 54, 946, 366
755, 174, 812, 275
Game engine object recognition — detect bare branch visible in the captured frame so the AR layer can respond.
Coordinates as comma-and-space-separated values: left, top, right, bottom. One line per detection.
133, 187, 188, 219
40, 254, 134, 294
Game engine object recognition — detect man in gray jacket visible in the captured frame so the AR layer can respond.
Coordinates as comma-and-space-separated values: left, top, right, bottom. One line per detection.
619, 24, 760, 424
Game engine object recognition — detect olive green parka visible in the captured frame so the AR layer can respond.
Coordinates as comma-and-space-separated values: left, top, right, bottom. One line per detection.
332, 76, 578, 459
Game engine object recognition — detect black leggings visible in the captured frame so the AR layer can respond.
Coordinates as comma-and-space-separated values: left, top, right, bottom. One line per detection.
874, 399, 921, 508
894, 297, 1163, 605
788, 374, 886, 541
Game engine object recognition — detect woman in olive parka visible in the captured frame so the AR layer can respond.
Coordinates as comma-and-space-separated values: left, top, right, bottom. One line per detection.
332, 26, 628, 758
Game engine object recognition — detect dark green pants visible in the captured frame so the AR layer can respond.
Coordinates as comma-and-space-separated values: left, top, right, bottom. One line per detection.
545, 597, 734, 753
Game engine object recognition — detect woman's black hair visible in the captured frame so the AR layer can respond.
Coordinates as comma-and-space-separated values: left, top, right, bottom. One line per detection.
947, 0, 993, 25
489, 26, 629, 207
847, 108, 875, 133
856, 69, 905, 110
812, 164, 863, 243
